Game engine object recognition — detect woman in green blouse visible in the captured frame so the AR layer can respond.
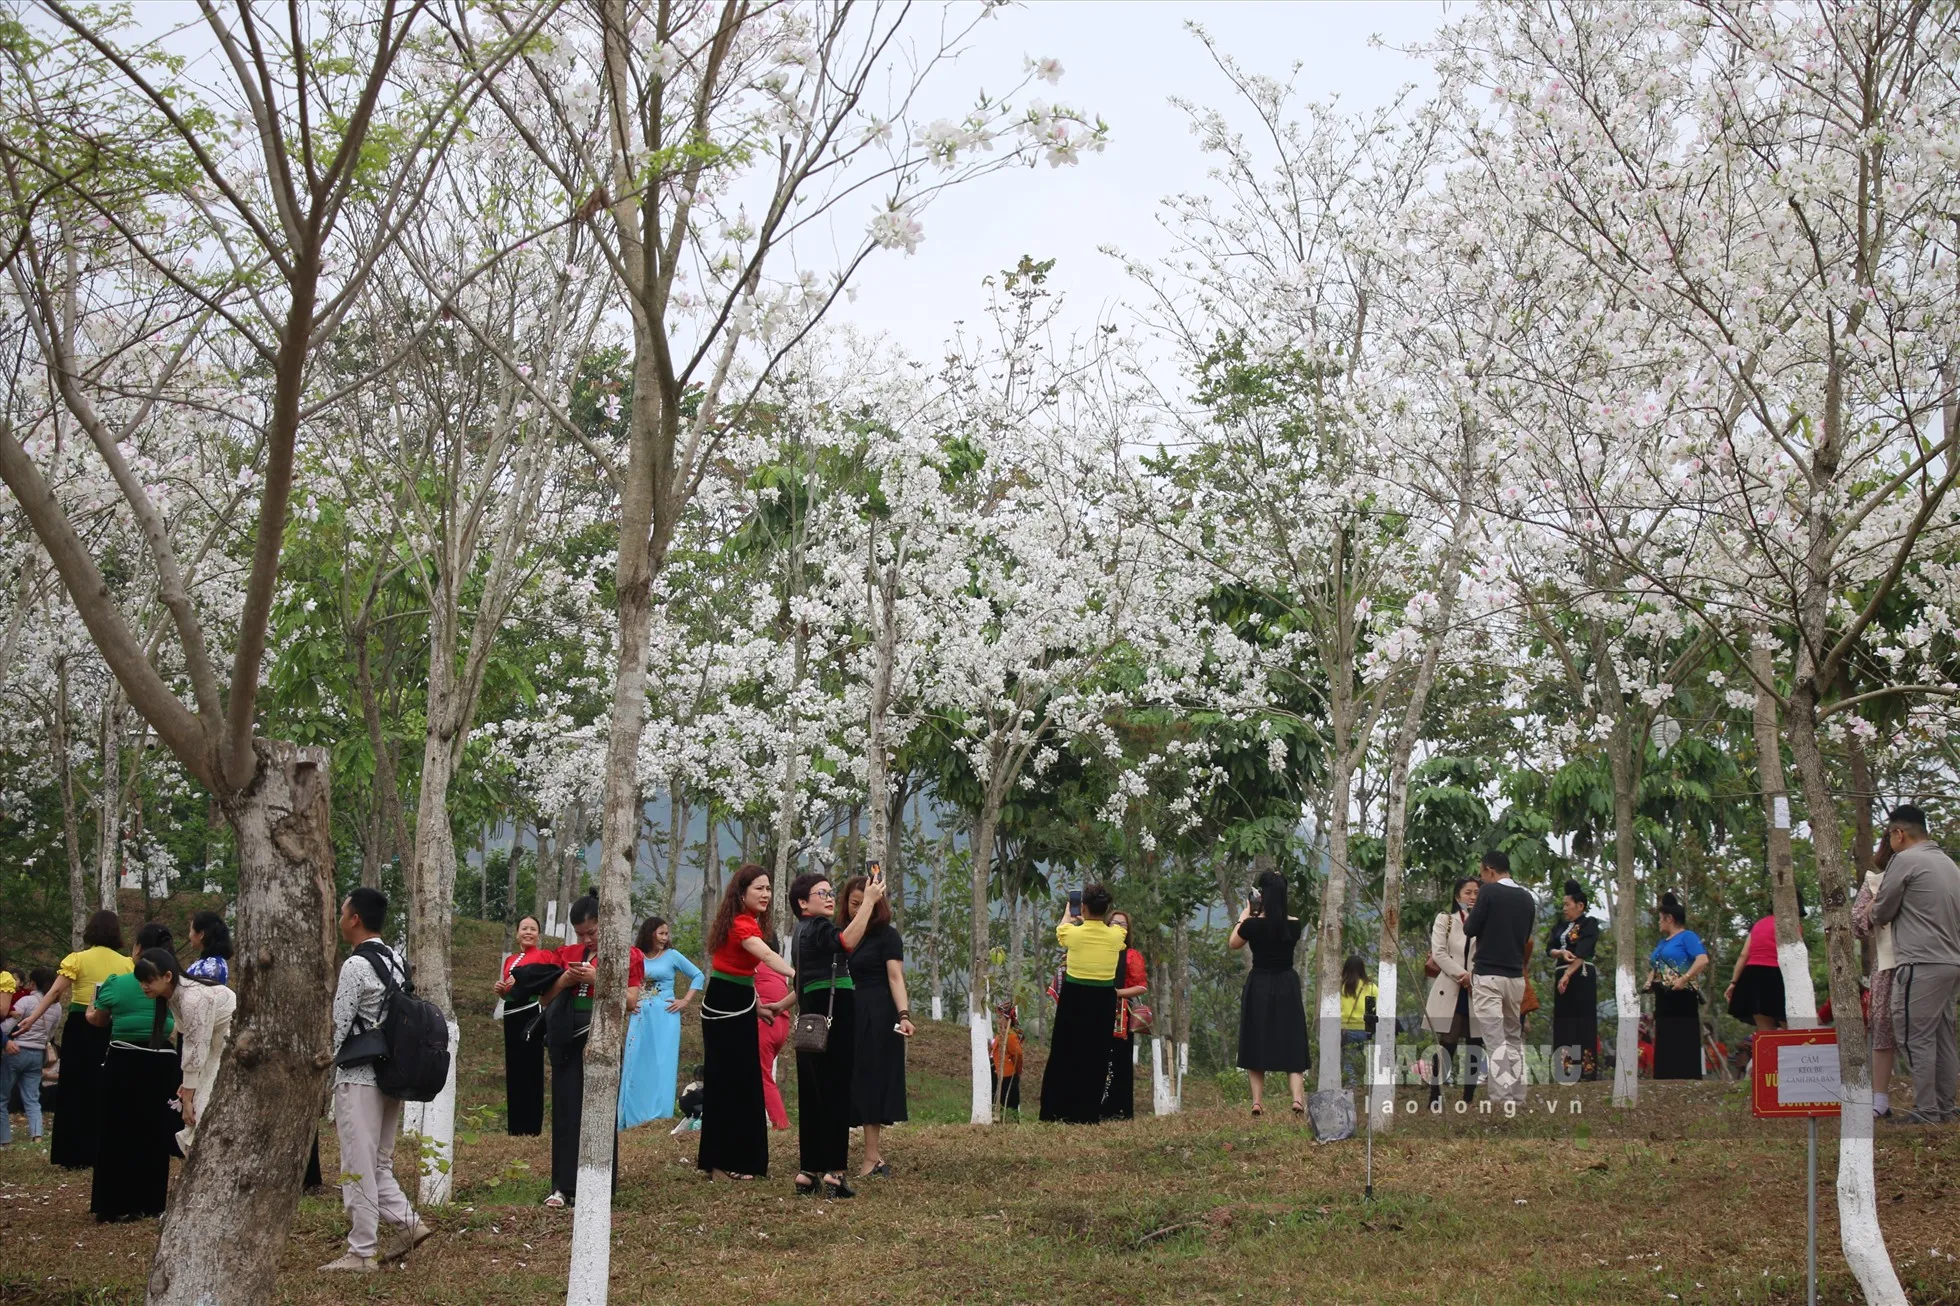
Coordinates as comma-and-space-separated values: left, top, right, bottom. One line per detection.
87, 947, 182, 1222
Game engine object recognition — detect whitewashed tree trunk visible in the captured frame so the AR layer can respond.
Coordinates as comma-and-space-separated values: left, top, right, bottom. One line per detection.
1787, 680, 1904, 1306
930, 832, 947, 1021
1370, 509, 1466, 1128
968, 791, 1006, 1124
1597, 652, 1644, 1109
1750, 642, 1817, 1027
146, 742, 338, 1305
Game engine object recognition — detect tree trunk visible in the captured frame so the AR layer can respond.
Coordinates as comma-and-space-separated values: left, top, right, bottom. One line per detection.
968, 790, 1004, 1124
1787, 680, 1904, 1306
700, 816, 721, 940
1006, 883, 1025, 1007
1314, 773, 1354, 1092
51, 662, 88, 949
930, 831, 946, 1022
1750, 642, 1817, 1026
96, 694, 123, 907
404, 723, 462, 1206
534, 819, 556, 939
1369, 539, 1462, 1127
1597, 654, 1644, 1109
146, 741, 338, 1306
505, 819, 526, 952
665, 779, 688, 919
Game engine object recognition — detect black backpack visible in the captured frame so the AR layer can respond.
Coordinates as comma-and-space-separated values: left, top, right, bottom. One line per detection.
340, 941, 451, 1102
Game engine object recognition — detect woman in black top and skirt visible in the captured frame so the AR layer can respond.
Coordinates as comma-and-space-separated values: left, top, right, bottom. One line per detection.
789, 867, 884, 1198
1548, 880, 1601, 1082
1230, 870, 1309, 1117
840, 871, 912, 1178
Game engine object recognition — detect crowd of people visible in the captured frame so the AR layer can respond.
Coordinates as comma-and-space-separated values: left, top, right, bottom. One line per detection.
0, 910, 236, 1222
3, 806, 1956, 1275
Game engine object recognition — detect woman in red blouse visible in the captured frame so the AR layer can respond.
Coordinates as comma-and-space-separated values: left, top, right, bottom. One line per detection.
1101, 910, 1151, 1120
697, 864, 791, 1180
493, 916, 556, 1136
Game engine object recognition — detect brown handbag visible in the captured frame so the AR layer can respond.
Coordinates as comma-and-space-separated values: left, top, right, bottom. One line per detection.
1520, 935, 1540, 1014
1424, 954, 1442, 979
790, 946, 838, 1054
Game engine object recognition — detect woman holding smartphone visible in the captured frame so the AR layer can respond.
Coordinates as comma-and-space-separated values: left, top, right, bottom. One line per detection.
788, 868, 884, 1198
1040, 883, 1125, 1124
841, 866, 913, 1178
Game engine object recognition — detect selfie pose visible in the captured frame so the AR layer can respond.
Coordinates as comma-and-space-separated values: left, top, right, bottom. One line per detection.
698, 865, 792, 1181
1231, 870, 1309, 1116
840, 870, 912, 1177
1040, 883, 1125, 1124
789, 868, 885, 1197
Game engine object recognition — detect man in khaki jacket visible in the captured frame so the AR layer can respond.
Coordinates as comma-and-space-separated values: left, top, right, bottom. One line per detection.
1873, 805, 1960, 1125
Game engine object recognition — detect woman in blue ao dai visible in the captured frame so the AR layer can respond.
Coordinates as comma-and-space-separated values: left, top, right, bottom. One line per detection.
619, 917, 704, 1127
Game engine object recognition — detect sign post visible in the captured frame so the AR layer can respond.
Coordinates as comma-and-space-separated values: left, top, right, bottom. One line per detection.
1752, 1029, 1840, 1306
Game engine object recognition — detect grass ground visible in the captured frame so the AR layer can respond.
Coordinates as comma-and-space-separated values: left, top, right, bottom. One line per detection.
2, 921, 1956, 1305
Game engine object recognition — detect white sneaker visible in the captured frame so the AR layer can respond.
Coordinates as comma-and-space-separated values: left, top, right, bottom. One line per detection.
543, 1191, 566, 1209
320, 1253, 378, 1273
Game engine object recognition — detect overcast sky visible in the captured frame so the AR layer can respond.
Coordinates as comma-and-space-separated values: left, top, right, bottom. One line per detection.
830, 1, 1446, 354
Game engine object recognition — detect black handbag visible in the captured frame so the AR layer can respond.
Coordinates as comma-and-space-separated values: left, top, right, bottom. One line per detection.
791, 933, 838, 1054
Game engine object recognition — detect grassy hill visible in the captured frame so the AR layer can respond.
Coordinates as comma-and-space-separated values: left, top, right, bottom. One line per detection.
1, 918, 1957, 1304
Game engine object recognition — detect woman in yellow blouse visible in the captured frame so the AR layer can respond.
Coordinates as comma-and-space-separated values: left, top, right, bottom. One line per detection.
1039, 884, 1126, 1124
14, 911, 132, 1169
1339, 956, 1379, 1088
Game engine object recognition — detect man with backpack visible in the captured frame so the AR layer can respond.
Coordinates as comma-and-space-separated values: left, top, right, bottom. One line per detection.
323, 887, 435, 1272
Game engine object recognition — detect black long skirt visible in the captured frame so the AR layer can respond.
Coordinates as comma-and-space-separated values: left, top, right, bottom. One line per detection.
796, 989, 856, 1174
1040, 979, 1118, 1124
851, 982, 907, 1127
1729, 964, 1786, 1027
1652, 988, 1704, 1080
1237, 968, 1310, 1073
91, 1042, 181, 1222
1102, 1034, 1135, 1120
51, 1010, 110, 1170
504, 1004, 545, 1135
1551, 969, 1599, 1081
697, 976, 768, 1177
548, 1047, 617, 1205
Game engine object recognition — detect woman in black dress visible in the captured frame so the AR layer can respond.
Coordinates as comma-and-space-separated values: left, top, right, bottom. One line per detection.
839, 870, 912, 1178
698, 865, 792, 1181
1230, 870, 1309, 1117
1548, 879, 1601, 1082
788, 868, 884, 1198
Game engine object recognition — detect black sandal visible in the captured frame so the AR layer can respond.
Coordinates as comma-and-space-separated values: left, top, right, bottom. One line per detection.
822, 1173, 857, 1199
1291, 1100, 1306, 1116
1251, 1103, 1263, 1118
793, 1171, 819, 1196
862, 1161, 893, 1179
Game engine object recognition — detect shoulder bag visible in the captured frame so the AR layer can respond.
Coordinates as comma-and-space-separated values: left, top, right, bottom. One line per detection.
790, 932, 837, 1054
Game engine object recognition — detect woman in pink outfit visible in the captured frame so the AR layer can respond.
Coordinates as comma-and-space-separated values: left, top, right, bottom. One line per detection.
755, 964, 793, 1129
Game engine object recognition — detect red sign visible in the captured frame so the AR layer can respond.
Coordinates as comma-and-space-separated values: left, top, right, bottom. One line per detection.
1751, 1029, 1841, 1118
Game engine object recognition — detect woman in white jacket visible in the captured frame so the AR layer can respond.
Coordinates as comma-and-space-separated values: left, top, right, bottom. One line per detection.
136, 957, 237, 1152
1425, 877, 1481, 1108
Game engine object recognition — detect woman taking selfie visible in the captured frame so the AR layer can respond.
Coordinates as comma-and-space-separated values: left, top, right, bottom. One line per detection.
1040, 883, 1126, 1124
620, 916, 704, 1128
1425, 877, 1480, 1106
493, 915, 556, 1136
88, 948, 182, 1222
698, 865, 791, 1181
789, 867, 884, 1197
1231, 870, 1309, 1116
1646, 892, 1709, 1080
840, 869, 912, 1177
1102, 909, 1150, 1121
1548, 880, 1601, 1081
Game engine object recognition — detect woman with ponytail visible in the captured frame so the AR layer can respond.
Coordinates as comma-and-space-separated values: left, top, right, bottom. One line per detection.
86, 948, 183, 1221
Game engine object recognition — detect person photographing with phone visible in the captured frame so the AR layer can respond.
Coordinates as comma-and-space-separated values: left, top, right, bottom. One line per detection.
1040, 883, 1126, 1124
788, 866, 885, 1198
840, 863, 913, 1178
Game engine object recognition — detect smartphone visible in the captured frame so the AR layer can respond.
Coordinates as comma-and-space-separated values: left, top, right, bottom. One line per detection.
1067, 889, 1084, 918
868, 860, 883, 883
1248, 889, 1262, 916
